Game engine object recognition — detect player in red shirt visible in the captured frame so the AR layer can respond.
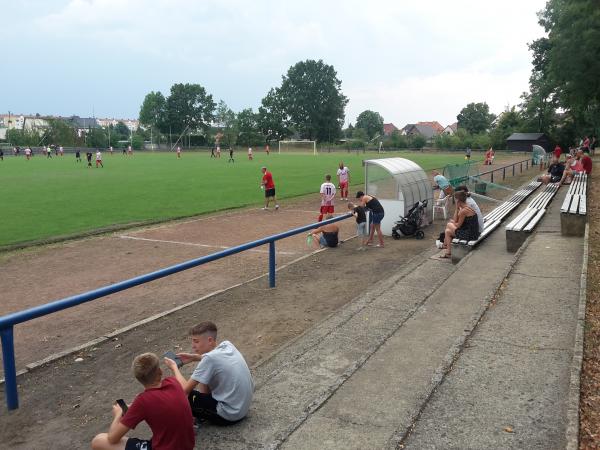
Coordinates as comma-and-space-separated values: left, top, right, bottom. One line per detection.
260, 166, 279, 210
91, 353, 195, 450
553, 145, 562, 160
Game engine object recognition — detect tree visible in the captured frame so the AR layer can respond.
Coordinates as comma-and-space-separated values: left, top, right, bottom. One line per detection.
114, 121, 130, 139
489, 107, 524, 149
215, 100, 238, 147
139, 91, 167, 132
166, 83, 216, 135
236, 108, 263, 147
276, 59, 348, 141
355, 110, 384, 140
258, 88, 291, 142
457, 102, 495, 135
46, 118, 78, 146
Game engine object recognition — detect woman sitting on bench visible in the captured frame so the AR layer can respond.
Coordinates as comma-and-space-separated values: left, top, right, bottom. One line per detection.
439, 191, 480, 259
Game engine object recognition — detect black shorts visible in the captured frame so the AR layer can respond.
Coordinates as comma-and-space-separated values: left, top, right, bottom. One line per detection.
188, 391, 243, 426
265, 188, 275, 198
125, 437, 151, 450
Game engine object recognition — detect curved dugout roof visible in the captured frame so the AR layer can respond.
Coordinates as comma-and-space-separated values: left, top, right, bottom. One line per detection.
364, 157, 433, 218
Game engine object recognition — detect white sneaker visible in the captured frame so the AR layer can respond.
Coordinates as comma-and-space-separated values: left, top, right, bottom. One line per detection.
262, 207, 268, 211
275, 204, 280, 210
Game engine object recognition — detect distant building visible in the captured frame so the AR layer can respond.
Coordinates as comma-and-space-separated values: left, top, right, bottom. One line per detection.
416, 121, 444, 134
401, 123, 438, 140
506, 133, 552, 153
443, 122, 458, 135
383, 123, 399, 136
97, 118, 140, 131
65, 116, 100, 137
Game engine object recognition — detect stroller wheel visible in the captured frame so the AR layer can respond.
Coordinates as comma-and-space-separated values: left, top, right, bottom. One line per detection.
415, 230, 425, 240
392, 229, 401, 240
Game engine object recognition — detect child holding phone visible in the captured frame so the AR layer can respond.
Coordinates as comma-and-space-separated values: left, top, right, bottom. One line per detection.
91, 352, 194, 450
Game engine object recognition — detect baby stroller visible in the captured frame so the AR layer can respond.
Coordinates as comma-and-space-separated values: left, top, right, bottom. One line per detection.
391, 199, 428, 240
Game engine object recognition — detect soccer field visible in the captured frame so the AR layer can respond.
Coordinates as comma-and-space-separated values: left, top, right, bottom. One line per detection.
1, 150, 474, 247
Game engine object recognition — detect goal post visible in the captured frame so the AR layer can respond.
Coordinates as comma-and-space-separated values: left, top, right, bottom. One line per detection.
278, 140, 317, 155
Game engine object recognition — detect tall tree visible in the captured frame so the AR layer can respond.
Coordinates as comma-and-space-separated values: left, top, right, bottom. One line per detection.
236, 108, 263, 146
489, 107, 524, 149
276, 59, 348, 141
215, 100, 238, 147
457, 102, 495, 135
139, 91, 167, 133
166, 83, 216, 135
258, 88, 291, 142
355, 110, 384, 140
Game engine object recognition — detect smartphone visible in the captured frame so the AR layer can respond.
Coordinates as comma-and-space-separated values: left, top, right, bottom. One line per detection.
163, 351, 184, 368
116, 399, 128, 414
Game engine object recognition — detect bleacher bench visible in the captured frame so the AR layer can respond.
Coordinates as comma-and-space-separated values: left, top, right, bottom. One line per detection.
505, 182, 560, 252
560, 173, 587, 236
451, 179, 541, 263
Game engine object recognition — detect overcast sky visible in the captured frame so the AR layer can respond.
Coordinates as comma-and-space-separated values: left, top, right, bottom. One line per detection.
2, 0, 548, 127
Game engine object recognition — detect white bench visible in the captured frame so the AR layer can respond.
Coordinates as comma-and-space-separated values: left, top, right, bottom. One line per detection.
560, 173, 587, 236
505, 182, 560, 251
451, 179, 541, 262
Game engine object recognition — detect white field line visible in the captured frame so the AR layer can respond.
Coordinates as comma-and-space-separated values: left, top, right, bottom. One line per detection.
117, 235, 299, 256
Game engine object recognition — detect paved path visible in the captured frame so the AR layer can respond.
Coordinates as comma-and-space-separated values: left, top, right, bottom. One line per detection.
199, 186, 584, 449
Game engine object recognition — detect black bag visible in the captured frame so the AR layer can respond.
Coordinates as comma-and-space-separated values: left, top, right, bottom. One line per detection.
438, 232, 445, 242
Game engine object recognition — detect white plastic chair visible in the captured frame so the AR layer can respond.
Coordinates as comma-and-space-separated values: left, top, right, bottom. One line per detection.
433, 195, 451, 220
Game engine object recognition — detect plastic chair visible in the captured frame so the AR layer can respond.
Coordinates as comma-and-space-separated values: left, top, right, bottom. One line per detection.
433, 195, 451, 220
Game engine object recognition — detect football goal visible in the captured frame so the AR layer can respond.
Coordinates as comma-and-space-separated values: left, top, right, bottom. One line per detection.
278, 140, 317, 155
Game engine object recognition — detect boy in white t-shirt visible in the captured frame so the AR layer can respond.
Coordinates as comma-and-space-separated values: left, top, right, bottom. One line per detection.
248, 147, 253, 160
336, 162, 350, 200
318, 174, 337, 222
166, 321, 254, 426
96, 150, 103, 168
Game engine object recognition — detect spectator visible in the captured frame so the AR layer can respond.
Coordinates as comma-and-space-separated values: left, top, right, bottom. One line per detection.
454, 186, 483, 234
432, 170, 453, 200
581, 152, 593, 175
465, 147, 472, 161
484, 147, 495, 165
553, 144, 562, 160
166, 321, 254, 426
91, 352, 195, 450
260, 166, 279, 210
590, 136, 597, 156
356, 191, 385, 248
541, 156, 565, 183
582, 136, 590, 153
309, 214, 340, 248
348, 202, 368, 250
438, 191, 480, 259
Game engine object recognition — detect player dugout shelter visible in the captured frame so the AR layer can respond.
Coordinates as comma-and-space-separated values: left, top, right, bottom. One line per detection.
363, 158, 433, 235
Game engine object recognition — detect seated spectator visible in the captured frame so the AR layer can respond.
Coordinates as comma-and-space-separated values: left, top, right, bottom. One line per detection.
560, 156, 576, 185
438, 191, 480, 259
432, 170, 453, 199
91, 353, 195, 450
454, 186, 483, 234
581, 152, 593, 175
540, 157, 565, 183
166, 321, 254, 426
309, 214, 340, 248
553, 144, 562, 160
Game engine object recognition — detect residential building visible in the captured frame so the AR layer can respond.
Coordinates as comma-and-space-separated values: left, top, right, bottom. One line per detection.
383, 123, 399, 136
443, 122, 458, 135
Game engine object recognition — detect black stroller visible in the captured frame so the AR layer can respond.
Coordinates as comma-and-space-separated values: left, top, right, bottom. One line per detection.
391, 199, 428, 240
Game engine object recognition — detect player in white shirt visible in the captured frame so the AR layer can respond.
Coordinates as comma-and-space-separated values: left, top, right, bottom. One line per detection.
336, 162, 350, 200
95, 150, 103, 168
177, 146, 182, 158
318, 174, 337, 222
25, 147, 31, 160
248, 147, 253, 160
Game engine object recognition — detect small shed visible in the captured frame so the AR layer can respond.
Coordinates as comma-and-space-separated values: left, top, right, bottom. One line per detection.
506, 133, 552, 153
364, 158, 433, 236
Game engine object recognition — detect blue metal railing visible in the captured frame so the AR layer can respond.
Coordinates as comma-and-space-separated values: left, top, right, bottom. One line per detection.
0, 213, 352, 410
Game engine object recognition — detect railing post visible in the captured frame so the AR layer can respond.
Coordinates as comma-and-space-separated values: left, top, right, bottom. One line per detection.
1, 326, 19, 410
513, 164, 515, 176
491, 171, 494, 184
269, 241, 276, 288
520, 162, 523, 173
526, 160, 529, 170
503, 167, 506, 180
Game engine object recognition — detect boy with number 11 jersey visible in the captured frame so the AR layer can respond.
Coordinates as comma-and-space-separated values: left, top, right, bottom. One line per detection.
319, 174, 336, 222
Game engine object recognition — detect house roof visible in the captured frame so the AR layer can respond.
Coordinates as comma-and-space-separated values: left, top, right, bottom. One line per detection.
383, 123, 398, 135
417, 121, 444, 134
66, 116, 100, 129
506, 133, 546, 141
403, 123, 437, 139
444, 122, 458, 132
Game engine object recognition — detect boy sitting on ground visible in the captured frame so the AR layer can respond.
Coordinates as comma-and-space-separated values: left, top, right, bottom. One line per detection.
91, 352, 195, 450
308, 214, 340, 248
166, 321, 254, 426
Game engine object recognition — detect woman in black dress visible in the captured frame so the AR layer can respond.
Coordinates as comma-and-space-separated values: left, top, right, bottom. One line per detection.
440, 190, 480, 258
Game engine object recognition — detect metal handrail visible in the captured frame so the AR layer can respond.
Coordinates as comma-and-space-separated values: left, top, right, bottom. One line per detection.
0, 213, 352, 410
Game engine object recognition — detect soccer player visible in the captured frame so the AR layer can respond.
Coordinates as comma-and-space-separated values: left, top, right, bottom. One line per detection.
248, 147, 253, 160
210, 146, 216, 158
24, 147, 31, 160
46, 146, 52, 158
127, 145, 133, 156
91, 353, 195, 450
86, 151, 93, 168
59, 146, 64, 156
216, 145, 221, 158
109, 146, 113, 156
336, 162, 350, 200
177, 146, 182, 158
75, 149, 81, 162
265, 144, 270, 155
260, 166, 279, 210
96, 149, 104, 168
122, 146, 127, 156
228, 147, 234, 163
0, 149, 3, 161
318, 174, 336, 222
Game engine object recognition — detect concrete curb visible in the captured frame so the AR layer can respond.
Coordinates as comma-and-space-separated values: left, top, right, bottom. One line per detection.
388, 234, 534, 449
0, 237, 352, 385
565, 222, 589, 450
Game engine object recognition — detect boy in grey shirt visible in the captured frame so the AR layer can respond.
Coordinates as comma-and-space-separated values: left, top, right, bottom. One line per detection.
166, 321, 254, 425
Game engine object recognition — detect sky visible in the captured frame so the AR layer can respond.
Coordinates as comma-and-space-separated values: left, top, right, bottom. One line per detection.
2, 0, 548, 128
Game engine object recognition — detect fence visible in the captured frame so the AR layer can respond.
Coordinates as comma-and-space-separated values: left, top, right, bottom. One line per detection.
444, 158, 532, 186
0, 213, 352, 411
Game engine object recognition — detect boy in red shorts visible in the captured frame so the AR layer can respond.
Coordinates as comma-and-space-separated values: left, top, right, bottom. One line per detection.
91, 352, 194, 450
336, 163, 350, 201
318, 174, 336, 221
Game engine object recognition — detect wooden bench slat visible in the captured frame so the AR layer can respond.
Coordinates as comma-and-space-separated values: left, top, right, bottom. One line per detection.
569, 195, 580, 214
524, 209, 546, 232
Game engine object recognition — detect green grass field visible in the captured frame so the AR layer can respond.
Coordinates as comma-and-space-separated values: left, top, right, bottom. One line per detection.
1, 150, 475, 247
